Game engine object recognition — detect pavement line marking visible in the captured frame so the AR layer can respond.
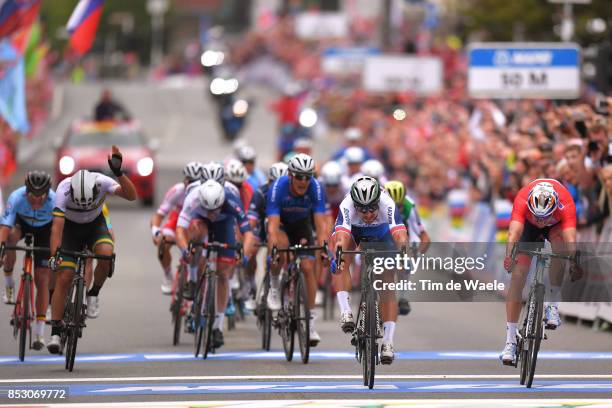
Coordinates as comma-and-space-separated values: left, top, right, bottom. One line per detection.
2, 374, 612, 383
4, 399, 612, 408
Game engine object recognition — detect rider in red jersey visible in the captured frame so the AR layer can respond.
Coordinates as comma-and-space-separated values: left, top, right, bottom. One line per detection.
500, 178, 581, 365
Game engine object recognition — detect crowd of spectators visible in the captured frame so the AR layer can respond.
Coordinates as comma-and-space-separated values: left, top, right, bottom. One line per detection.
226, 13, 612, 243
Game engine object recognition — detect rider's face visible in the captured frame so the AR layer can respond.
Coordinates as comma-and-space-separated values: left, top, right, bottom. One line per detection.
27, 192, 46, 209
358, 208, 378, 224
290, 173, 311, 195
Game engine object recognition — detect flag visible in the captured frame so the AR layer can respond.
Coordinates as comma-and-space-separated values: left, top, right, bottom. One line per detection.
0, 41, 29, 133
0, 0, 40, 39
67, 0, 104, 56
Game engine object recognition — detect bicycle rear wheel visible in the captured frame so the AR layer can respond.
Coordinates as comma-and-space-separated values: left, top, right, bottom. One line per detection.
18, 277, 31, 362
525, 283, 545, 388
260, 272, 272, 351
295, 272, 310, 364
362, 289, 377, 389
202, 274, 216, 359
172, 265, 186, 346
280, 275, 295, 362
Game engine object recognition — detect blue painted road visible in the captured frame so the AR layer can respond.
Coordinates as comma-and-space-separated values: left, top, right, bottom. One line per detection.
1, 351, 612, 365
2, 381, 612, 396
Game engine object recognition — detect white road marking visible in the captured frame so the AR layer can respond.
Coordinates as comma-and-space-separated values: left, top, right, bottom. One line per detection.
2, 374, 612, 384
3, 399, 612, 408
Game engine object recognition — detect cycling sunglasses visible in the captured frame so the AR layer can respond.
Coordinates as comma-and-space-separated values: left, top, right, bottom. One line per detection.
27, 190, 47, 198
356, 204, 378, 214
291, 172, 312, 181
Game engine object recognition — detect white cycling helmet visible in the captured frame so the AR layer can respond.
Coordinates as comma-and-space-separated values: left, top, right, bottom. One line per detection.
70, 170, 98, 208
320, 161, 343, 186
198, 180, 226, 210
237, 145, 256, 162
288, 153, 315, 175
344, 127, 362, 141
350, 176, 381, 208
225, 158, 247, 184
183, 161, 203, 182
268, 162, 288, 182
201, 161, 225, 183
361, 159, 385, 180
527, 182, 559, 218
344, 147, 365, 164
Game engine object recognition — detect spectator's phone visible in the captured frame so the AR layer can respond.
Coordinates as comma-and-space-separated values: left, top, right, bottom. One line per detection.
596, 93, 609, 115
575, 120, 587, 138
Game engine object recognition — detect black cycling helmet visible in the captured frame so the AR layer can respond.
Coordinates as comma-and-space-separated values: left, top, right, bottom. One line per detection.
25, 171, 51, 195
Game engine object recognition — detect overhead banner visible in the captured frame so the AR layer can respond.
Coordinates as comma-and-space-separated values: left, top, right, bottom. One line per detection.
468, 43, 581, 99
362, 55, 442, 94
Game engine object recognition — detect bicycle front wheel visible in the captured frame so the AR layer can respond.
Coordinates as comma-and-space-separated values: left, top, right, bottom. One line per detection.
280, 276, 295, 362
525, 283, 545, 388
260, 271, 272, 351
202, 274, 216, 359
18, 277, 31, 362
295, 272, 310, 364
66, 278, 84, 372
362, 288, 377, 389
193, 273, 206, 357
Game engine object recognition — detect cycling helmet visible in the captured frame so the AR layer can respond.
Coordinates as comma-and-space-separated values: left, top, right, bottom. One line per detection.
198, 180, 226, 210
350, 176, 381, 208
225, 158, 247, 184
384, 180, 405, 206
320, 161, 343, 186
25, 171, 51, 195
344, 147, 365, 164
201, 161, 225, 183
183, 161, 203, 182
288, 153, 315, 175
268, 162, 288, 182
361, 159, 385, 180
527, 182, 559, 218
70, 170, 98, 208
344, 127, 362, 141
237, 145, 256, 162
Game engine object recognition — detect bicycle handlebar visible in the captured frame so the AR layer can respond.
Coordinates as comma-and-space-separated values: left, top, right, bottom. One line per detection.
0, 243, 50, 259
189, 241, 244, 260
270, 242, 329, 262
57, 248, 116, 261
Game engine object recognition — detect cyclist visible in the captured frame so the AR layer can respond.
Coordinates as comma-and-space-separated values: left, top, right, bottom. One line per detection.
332, 176, 408, 364
225, 158, 253, 211
500, 179, 579, 365
0, 171, 54, 350
361, 159, 387, 185
47, 146, 137, 354
266, 153, 328, 346
150, 162, 203, 294
330, 128, 374, 162
246, 162, 288, 309
384, 180, 430, 315
236, 145, 266, 191
176, 180, 255, 349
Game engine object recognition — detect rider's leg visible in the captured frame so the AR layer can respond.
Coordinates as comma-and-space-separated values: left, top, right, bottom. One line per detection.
380, 269, 398, 344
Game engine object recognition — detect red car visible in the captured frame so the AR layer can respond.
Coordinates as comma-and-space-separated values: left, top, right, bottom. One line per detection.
54, 120, 157, 206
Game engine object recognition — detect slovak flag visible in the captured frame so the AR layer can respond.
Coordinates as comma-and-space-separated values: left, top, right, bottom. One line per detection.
66, 0, 104, 56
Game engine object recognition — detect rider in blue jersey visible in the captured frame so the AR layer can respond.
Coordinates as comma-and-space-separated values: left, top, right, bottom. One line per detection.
266, 153, 328, 346
0, 171, 54, 350
177, 180, 255, 349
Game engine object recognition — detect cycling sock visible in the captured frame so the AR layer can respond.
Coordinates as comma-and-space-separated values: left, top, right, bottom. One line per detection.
51, 322, 62, 336
213, 312, 225, 330
36, 316, 45, 337
506, 322, 518, 344
87, 284, 102, 297
547, 286, 562, 304
188, 265, 197, 282
4, 275, 14, 288
383, 321, 396, 344
337, 291, 351, 314
270, 274, 280, 289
